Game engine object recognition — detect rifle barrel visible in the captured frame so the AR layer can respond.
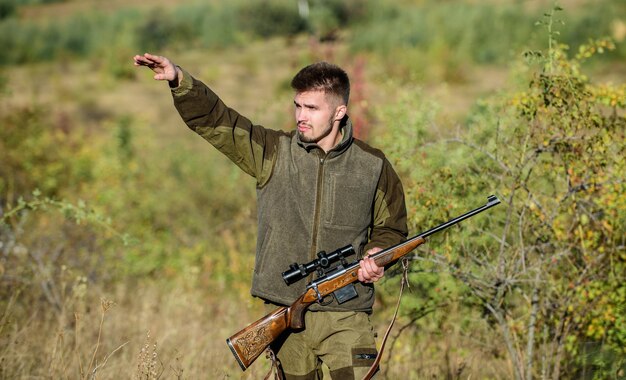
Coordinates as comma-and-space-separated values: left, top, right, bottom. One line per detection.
419, 194, 500, 239
366, 194, 501, 266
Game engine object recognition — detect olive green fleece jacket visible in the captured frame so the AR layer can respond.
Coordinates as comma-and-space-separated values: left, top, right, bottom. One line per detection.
171, 69, 408, 312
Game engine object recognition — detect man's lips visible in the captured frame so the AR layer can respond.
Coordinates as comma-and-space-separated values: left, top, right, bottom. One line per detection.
297, 123, 310, 132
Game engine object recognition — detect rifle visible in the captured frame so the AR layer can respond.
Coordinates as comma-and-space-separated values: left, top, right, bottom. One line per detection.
226, 195, 501, 371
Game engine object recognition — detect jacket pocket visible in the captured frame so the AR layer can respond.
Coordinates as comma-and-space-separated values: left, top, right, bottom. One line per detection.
324, 173, 374, 228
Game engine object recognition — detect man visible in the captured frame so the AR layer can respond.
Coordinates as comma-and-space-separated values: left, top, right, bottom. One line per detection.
133, 53, 408, 379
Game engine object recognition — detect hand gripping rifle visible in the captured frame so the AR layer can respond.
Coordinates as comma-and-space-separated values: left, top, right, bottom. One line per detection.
226, 195, 501, 371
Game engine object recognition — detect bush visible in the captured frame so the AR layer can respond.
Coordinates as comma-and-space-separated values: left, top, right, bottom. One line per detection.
0, 0, 17, 20
0, 106, 95, 200
374, 7, 625, 378
238, 0, 307, 38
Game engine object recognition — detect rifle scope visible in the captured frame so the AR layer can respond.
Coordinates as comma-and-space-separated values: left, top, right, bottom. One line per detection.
282, 245, 355, 285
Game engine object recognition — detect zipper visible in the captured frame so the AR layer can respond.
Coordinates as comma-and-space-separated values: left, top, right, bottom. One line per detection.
309, 153, 340, 306
309, 153, 326, 267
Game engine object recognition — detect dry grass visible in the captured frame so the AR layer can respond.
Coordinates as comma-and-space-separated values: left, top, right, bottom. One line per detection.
1, 278, 515, 379
0, 278, 274, 379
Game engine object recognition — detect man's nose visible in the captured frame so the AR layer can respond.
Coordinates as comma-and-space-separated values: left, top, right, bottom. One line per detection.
296, 108, 308, 121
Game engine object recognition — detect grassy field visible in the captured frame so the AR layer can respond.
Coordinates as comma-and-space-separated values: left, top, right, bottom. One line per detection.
0, 40, 508, 379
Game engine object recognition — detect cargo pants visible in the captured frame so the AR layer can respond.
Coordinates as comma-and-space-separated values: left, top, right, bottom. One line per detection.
269, 310, 379, 379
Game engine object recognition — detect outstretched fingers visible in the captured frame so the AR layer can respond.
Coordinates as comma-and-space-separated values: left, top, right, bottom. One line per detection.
133, 53, 155, 66
132, 53, 177, 82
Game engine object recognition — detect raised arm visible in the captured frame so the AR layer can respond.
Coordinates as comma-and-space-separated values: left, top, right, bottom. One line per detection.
133, 52, 282, 186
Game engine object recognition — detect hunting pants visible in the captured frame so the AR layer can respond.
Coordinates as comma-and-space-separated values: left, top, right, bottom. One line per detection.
269, 310, 379, 379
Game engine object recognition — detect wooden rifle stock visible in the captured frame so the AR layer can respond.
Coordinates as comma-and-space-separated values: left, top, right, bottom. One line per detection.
227, 195, 501, 371
226, 306, 290, 371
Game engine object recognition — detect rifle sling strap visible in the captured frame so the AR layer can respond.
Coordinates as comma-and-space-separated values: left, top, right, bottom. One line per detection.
362, 258, 410, 380
264, 347, 284, 380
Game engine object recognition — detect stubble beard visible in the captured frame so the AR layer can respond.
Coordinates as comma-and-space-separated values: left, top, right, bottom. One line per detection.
297, 117, 335, 144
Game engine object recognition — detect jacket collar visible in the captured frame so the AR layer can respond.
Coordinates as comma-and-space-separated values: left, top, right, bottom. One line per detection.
296, 115, 354, 157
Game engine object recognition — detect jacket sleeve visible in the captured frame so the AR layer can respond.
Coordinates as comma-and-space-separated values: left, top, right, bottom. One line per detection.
364, 157, 408, 253
170, 68, 282, 187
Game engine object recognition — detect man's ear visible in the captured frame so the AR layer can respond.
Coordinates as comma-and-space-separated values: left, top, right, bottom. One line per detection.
334, 104, 347, 121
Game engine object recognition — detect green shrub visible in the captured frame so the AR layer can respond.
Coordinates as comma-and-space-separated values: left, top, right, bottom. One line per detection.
0, 105, 95, 200
373, 7, 625, 378
238, 0, 306, 38
0, 0, 17, 20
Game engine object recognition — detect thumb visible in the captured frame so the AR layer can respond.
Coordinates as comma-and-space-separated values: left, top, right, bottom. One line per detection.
365, 247, 383, 257
153, 73, 170, 81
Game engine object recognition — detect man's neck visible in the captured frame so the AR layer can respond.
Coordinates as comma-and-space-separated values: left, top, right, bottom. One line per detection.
318, 123, 343, 153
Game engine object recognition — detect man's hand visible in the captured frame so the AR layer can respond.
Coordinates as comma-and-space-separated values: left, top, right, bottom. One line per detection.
133, 53, 181, 85
358, 247, 384, 283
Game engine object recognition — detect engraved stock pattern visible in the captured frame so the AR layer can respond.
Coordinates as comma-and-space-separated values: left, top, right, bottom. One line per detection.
237, 325, 272, 361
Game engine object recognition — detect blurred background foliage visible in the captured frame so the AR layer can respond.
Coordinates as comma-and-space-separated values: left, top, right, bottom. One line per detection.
1, 0, 625, 67
1, 0, 624, 378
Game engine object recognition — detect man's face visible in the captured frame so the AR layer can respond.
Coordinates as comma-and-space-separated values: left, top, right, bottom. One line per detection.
294, 90, 344, 148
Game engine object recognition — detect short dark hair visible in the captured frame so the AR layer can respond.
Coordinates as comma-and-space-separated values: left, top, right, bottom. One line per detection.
291, 62, 350, 105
